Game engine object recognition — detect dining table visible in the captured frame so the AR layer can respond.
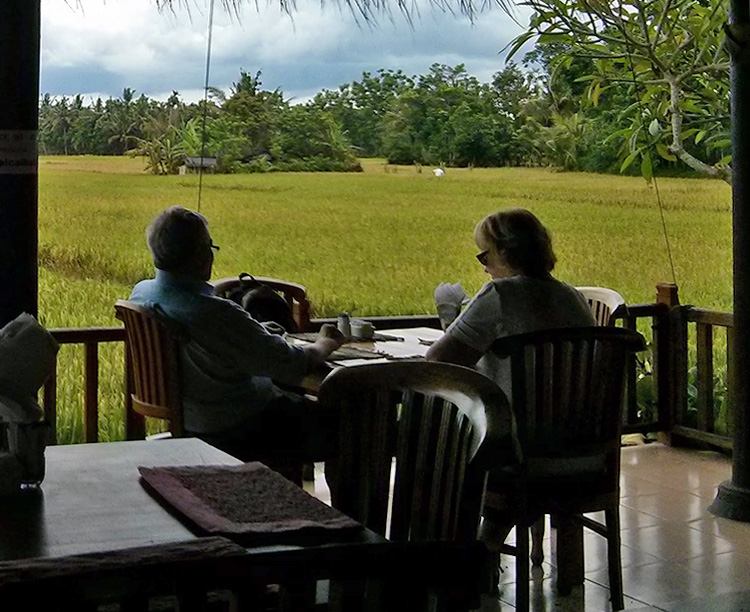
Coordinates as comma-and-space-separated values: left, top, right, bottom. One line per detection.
294, 326, 444, 393
0, 437, 486, 610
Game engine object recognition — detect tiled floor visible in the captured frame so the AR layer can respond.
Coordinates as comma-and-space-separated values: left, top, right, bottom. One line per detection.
306, 443, 750, 611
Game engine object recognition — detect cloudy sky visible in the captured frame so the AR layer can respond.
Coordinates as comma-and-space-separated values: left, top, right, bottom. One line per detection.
41, 0, 533, 104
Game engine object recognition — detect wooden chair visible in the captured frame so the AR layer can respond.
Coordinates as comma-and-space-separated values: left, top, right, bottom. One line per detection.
576, 286, 626, 326
115, 299, 184, 440
482, 326, 645, 612
116, 299, 308, 486
212, 275, 313, 332
525, 286, 627, 563
318, 360, 518, 610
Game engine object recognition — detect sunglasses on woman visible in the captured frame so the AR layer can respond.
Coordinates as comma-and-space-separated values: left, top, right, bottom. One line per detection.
476, 250, 489, 266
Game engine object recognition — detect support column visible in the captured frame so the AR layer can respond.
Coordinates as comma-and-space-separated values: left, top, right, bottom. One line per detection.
710, 2, 750, 521
0, 1, 41, 326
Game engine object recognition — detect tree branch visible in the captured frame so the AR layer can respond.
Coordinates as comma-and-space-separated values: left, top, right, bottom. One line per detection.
666, 76, 731, 183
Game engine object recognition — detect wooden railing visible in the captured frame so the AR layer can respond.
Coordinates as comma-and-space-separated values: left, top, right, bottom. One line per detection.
670, 307, 733, 451
41, 293, 736, 451
45, 326, 125, 445
43, 317, 443, 445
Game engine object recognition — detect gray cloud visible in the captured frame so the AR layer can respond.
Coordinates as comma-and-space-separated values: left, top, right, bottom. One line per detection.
41, 0, 532, 103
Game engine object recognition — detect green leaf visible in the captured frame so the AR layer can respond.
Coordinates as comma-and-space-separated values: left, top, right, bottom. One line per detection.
506, 32, 534, 61
591, 82, 602, 107
695, 130, 707, 144
641, 151, 653, 183
621, 151, 639, 173
538, 33, 568, 43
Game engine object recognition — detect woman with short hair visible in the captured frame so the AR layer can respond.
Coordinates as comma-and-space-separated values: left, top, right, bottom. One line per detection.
426, 207, 595, 397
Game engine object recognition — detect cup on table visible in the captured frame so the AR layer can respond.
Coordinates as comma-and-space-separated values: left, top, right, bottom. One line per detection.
350, 319, 375, 340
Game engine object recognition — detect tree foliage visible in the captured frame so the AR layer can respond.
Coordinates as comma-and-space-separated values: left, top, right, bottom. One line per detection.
39, 38, 731, 180
510, 0, 731, 182
39, 72, 361, 174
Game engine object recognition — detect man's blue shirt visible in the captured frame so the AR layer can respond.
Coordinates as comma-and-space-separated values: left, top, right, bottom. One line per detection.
130, 270, 311, 434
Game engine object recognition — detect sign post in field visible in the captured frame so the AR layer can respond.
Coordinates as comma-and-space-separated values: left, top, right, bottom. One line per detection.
0, 1, 40, 326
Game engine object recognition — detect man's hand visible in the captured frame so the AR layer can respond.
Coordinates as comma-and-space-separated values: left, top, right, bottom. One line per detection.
313, 324, 345, 356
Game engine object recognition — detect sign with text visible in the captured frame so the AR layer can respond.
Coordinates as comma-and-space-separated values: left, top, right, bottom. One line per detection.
0, 130, 38, 174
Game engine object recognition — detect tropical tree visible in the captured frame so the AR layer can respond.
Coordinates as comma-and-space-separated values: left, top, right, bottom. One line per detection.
509, 0, 731, 182
311, 69, 413, 156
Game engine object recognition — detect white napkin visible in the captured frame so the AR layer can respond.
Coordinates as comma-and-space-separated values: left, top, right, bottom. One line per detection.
0, 313, 59, 423
434, 282, 470, 330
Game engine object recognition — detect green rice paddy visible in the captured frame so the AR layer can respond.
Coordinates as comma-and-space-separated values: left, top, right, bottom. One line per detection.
38, 156, 733, 442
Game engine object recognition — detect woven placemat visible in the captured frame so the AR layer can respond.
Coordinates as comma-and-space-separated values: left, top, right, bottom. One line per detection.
139, 462, 362, 545
288, 332, 402, 360
328, 346, 383, 360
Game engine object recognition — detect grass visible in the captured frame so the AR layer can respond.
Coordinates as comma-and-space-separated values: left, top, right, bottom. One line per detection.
37, 156, 733, 442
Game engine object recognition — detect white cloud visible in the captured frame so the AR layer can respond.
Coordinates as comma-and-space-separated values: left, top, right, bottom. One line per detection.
41, 0, 533, 103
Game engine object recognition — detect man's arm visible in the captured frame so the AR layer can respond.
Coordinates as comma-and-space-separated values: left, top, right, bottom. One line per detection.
300, 324, 345, 368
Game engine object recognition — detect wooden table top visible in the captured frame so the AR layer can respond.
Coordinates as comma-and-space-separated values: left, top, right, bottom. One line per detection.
0, 438, 242, 562
0, 425, 486, 609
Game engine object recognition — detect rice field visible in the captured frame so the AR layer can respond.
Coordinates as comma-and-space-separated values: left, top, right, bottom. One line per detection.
38, 156, 733, 442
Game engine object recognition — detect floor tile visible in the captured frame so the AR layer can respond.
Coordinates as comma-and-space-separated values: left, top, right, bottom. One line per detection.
620, 490, 710, 523
492, 574, 649, 612
581, 536, 662, 574
676, 551, 750, 593
620, 519, 735, 561
587, 561, 715, 608
685, 514, 750, 554
666, 589, 750, 612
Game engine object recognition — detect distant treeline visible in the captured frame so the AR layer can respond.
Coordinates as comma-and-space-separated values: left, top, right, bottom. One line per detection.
38, 44, 724, 175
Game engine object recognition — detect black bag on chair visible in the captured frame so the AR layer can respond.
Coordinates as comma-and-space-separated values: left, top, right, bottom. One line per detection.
225, 273, 298, 333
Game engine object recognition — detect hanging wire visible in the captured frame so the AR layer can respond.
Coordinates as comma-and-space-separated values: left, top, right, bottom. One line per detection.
197, 0, 216, 213
622, 40, 679, 286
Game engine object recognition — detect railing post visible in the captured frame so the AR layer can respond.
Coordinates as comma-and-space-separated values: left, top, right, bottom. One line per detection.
696, 322, 715, 434
124, 340, 145, 440
85, 341, 99, 443
43, 369, 58, 446
622, 314, 639, 425
656, 282, 683, 438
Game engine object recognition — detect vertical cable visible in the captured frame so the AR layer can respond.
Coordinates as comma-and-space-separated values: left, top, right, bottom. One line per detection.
197, 0, 216, 213
621, 29, 678, 285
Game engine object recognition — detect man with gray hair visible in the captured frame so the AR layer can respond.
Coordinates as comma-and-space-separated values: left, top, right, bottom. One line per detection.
129, 205, 344, 482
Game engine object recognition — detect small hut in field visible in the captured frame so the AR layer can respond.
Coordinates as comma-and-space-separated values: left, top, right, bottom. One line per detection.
179, 156, 218, 175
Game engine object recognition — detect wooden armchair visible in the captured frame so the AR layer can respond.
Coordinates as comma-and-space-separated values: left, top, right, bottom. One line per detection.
115, 299, 184, 440
318, 360, 517, 610
212, 276, 312, 332
576, 286, 626, 326
483, 326, 645, 612
525, 286, 628, 561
